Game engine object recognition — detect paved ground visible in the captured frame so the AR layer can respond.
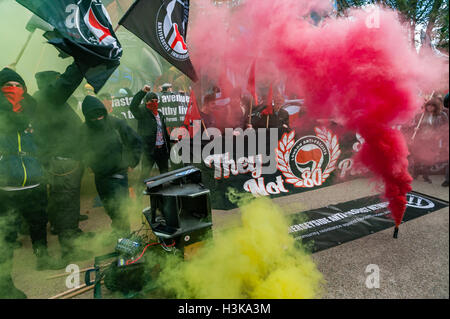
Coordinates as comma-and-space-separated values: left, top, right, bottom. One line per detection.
10, 171, 449, 299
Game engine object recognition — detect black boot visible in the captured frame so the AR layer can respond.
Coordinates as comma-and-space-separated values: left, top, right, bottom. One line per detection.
0, 261, 27, 299
34, 247, 66, 271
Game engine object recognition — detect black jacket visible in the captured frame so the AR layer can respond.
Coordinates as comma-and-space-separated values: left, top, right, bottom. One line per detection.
129, 90, 171, 156
32, 63, 84, 161
0, 69, 43, 187
79, 98, 143, 177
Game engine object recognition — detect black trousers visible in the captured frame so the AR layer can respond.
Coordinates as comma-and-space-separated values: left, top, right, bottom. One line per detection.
94, 172, 130, 235
0, 185, 48, 263
46, 157, 83, 237
140, 146, 170, 182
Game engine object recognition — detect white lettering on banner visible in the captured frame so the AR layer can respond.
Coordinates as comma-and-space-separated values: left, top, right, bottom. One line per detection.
112, 97, 133, 108
243, 176, 288, 196
406, 194, 435, 209
179, 105, 188, 115
288, 201, 389, 233
337, 158, 370, 178
204, 153, 263, 179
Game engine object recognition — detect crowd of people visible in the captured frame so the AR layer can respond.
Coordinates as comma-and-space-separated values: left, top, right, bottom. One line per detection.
0, 63, 146, 298
0, 59, 448, 298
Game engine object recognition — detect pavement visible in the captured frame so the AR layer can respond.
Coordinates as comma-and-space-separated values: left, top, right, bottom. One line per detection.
9, 171, 449, 299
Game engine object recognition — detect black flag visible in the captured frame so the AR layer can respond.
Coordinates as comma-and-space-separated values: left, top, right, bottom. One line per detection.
119, 0, 198, 82
16, 0, 122, 93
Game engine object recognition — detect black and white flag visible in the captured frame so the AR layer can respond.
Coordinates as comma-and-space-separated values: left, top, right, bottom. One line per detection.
16, 0, 123, 92
119, 0, 198, 82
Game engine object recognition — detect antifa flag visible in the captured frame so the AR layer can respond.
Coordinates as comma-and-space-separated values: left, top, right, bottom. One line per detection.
119, 0, 198, 82
16, 0, 122, 93
184, 90, 201, 137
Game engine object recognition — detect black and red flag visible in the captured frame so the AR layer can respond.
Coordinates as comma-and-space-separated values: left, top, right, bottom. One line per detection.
261, 84, 273, 116
247, 60, 258, 104
16, 0, 122, 93
119, 0, 198, 82
183, 90, 201, 137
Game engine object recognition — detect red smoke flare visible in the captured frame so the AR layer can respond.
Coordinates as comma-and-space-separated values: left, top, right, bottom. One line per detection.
187, 0, 446, 227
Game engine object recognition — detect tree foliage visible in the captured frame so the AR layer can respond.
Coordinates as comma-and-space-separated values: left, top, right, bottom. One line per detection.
336, 0, 449, 51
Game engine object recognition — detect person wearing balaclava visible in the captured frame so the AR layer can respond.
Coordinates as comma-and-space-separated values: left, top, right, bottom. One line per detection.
79, 95, 142, 238
0, 67, 65, 299
32, 62, 93, 264
130, 85, 172, 182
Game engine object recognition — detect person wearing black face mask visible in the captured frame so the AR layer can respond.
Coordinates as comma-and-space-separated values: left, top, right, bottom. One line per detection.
0, 67, 65, 299
79, 96, 142, 237
130, 85, 172, 181
32, 63, 93, 264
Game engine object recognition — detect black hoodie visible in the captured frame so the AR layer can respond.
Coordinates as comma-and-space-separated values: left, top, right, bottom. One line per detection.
80, 96, 142, 177
32, 63, 84, 161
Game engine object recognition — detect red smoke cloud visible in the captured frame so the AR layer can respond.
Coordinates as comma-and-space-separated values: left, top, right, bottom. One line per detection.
187, 0, 447, 227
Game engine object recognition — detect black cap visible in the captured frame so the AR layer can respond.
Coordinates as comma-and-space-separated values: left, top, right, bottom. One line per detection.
0, 68, 26, 88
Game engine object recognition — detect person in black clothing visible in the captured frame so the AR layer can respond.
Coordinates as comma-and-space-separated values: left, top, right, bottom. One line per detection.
130, 85, 172, 180
200, 93, 217, 130
0, 68, 63, 299
252, 90, 290, 137
32, 62, 92, 263
80, 96, 142, 237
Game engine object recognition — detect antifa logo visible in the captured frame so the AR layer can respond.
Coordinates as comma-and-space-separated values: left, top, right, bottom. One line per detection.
296, 147, 323, 173
406, 194, 435, 209
156, 0, 190, 61
291, 138, 329, 176
65, 0, 122, 59
277, 128, 341, 188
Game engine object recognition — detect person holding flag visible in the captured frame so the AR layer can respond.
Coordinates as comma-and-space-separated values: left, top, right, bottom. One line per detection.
253, 87, 290, 135
0, 68, 66, 299
130, 85, 172, 179
32, 62, 94, 264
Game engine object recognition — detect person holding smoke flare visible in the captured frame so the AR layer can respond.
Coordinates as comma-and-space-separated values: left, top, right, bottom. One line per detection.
129, 85, 172, 180
0, 68, 65, 299
79, 95, 142, 238
32, 62, 93, 263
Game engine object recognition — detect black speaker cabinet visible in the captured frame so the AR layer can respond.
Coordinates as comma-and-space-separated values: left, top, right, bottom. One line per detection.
143, 166, 213, 252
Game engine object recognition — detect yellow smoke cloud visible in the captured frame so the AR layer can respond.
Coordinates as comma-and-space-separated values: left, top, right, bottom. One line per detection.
157, 197, 325, 299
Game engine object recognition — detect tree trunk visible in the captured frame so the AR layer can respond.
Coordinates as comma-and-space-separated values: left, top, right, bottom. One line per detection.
424, 0, 444, 49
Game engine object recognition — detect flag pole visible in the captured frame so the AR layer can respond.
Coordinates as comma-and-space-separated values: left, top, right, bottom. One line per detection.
13, 29, 35, 68
248, 99, 253, 126
411, 111, 425, 141
411, 91, 434, 141
266, 115, 269, 128
201, 120, 209, 138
